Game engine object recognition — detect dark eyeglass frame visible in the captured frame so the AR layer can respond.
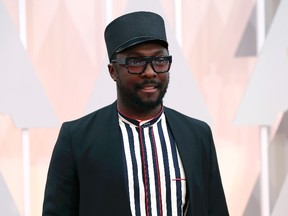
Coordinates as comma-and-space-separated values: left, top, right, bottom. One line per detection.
111, 55, 172, 74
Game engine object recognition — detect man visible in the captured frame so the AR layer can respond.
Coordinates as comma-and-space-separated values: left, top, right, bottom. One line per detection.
42, 11, 229, 216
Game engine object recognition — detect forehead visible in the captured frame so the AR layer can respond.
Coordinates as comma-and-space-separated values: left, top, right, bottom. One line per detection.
117, 42, 168, 57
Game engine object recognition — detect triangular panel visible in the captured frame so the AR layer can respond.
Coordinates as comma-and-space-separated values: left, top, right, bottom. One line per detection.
243, 176, 260, 216
235, 4, 257, 57
0, 172, 20, 216
85, 62, 116, 113
235, 0, 288, 125
272, 174, 288, 216
0, 1, 58, 128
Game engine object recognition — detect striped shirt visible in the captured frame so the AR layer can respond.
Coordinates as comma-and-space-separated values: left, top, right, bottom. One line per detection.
118, 108, 187, 216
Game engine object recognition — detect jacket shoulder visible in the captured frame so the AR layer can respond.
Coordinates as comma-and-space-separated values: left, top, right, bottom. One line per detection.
62, 102, 117, 132
164, 107, 210, 132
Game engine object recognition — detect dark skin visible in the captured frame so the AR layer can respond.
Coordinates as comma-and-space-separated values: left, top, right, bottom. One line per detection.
108, 42, 170, 121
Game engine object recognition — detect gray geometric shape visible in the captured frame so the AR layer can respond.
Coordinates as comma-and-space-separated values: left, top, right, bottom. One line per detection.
165, 33, 211, 123
235, 0, 288, 125
269, 110, 288, 212
265, 0, 281, 35
244, 110, 288, 215
0, 172, 20, 216
273, 109, 288, 138
85, 63, 116, 113
0, 1, 58, 128
272, 174, 288, 216
235, 4, 257, 57
243, 176, 261, 216
86, 0, 211, 122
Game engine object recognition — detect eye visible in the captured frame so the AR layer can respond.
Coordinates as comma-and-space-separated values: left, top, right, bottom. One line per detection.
127, 58, 146, 66
154, 57, 168, 65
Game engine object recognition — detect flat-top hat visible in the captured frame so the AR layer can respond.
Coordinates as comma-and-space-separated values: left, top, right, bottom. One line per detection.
104, 11, 168, 61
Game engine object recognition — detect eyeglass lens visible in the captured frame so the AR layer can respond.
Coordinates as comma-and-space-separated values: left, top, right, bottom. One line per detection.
126, 56, 171, 74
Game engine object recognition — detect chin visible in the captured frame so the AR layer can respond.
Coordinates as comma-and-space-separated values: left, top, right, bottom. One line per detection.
137, 98, 162, 110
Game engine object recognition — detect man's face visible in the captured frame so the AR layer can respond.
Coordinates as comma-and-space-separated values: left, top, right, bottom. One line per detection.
109, 42, 170, 112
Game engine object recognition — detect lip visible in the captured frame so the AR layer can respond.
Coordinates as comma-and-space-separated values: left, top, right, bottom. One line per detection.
139, 85, 158, 93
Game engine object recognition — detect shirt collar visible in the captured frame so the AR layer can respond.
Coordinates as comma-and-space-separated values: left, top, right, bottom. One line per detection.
118, 106, 164, 127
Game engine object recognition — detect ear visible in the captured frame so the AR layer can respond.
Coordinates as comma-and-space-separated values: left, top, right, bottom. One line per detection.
108, 64, 117, 81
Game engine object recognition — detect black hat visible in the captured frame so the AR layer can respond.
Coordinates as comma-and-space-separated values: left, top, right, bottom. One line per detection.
104, 11, 168, 61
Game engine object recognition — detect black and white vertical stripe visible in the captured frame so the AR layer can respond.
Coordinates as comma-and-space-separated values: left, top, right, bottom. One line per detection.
119, 111, 186, 216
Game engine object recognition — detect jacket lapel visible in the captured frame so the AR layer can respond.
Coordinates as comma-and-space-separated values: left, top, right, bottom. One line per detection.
164, 108, 203, 215
92, 101, 132, 215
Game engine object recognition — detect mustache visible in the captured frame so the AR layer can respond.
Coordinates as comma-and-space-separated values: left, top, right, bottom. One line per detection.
136, 80, 162, 89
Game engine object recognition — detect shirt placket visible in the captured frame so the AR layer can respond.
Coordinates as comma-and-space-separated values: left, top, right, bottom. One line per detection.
138, 123, 163, 216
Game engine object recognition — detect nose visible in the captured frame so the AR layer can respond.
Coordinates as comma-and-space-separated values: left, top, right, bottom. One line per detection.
141, 63, 156, 78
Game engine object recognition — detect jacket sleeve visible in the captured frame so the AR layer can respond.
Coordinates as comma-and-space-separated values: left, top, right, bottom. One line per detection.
42, 123, 79, 216
164, 107, 229, 215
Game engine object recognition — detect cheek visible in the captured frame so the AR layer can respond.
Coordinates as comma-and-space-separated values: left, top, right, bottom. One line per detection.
117, 73, 136, 88
159, 73, 170, 83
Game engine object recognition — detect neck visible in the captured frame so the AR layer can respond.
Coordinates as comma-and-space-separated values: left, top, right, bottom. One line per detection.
117, 102, 163, 121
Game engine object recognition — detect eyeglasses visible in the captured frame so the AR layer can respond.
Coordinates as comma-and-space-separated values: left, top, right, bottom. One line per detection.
111, 55, 172, 74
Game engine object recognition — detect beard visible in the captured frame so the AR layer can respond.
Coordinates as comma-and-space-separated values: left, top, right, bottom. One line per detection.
116, 77, 169, 112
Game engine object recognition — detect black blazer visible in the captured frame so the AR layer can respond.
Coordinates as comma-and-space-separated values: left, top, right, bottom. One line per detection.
43, 101, 229, 216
